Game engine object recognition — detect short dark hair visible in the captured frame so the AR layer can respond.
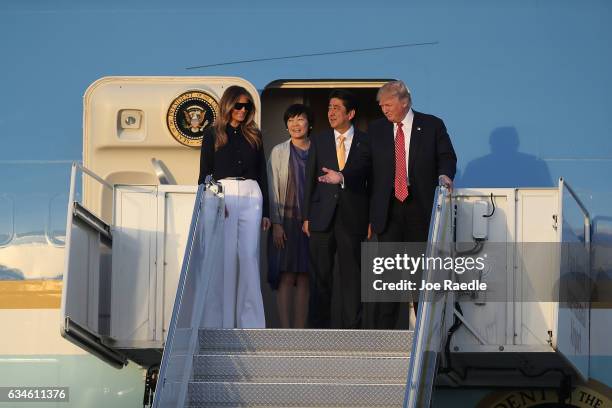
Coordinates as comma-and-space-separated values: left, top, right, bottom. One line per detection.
283, 104, 313, 127
329, 89, 358, 114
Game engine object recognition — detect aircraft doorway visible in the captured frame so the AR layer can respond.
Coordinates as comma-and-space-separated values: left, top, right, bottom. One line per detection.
260, 80, 389, 154
259, 79, 390, 328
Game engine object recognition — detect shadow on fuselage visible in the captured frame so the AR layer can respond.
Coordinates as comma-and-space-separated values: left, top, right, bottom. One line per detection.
458, 126, 553, 188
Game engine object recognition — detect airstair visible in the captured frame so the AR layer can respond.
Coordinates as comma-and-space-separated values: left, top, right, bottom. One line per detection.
152, 182, 414, 407
61, 164, 593, 407
178, 329, 411, 407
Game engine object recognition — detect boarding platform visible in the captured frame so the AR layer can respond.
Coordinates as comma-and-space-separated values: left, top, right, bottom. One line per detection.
60, 164, 591, 406
60, 77, 593, 407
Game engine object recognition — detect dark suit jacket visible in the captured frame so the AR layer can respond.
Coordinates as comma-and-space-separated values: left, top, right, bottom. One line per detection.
367, 111, 457, 234
303, 128, 370, 235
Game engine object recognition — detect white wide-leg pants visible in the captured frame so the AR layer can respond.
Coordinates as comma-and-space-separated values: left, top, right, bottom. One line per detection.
219, 179, 266, 328
199, 190, 225, 329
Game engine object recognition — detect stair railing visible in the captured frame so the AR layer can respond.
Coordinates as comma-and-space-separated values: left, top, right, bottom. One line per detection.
403, 186, 455, 407
153, 179, 225, 408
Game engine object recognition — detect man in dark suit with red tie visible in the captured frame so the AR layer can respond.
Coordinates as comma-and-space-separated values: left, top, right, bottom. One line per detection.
303, 89, 370, 329
319, 80, 457, 329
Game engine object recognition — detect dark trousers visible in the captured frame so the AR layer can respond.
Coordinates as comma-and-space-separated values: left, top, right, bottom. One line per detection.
308, 211, 365, 329
363, 194, 429, 330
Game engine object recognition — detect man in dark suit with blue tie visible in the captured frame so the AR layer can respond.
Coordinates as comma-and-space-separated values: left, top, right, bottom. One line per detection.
319, 81, 457, 329
303, 89, 370, 329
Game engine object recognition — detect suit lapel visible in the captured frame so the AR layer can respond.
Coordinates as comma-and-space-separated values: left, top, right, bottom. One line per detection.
345, 129, 362, 169
382, 120, 395, 168
408, 111, 423, 178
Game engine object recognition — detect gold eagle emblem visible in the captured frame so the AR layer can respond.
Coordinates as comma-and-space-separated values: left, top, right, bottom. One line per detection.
167, 90, 219, 147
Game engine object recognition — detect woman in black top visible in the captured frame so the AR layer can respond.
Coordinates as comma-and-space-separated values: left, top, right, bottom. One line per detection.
198, 85, 269, 328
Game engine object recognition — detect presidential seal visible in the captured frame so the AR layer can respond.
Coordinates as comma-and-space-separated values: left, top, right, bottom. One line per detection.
476, 379, 611, 408
167, 90, 219, 147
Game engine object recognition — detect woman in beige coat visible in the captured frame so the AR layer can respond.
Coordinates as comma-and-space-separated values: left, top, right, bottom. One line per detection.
267, 104, 312, 328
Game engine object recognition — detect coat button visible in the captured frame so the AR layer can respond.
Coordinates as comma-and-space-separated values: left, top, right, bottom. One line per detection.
334, 193, 338, 199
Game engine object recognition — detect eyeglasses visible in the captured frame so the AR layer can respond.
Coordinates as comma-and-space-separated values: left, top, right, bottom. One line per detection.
233, 102, 253, 111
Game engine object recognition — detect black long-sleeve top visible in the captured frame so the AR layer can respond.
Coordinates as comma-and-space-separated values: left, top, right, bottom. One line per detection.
198, 124, 269, 218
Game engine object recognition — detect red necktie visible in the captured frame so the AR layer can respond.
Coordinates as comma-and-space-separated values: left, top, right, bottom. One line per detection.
394, 123, 409, 201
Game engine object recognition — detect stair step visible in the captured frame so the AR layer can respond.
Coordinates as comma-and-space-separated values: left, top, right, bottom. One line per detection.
191, 354, 410, 383
187, 382, 406, 407
198, 329, 413, 356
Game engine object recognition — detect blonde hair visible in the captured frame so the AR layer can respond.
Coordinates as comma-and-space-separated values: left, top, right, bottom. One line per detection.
377, 80, 412, 104
214, 85, 262, 151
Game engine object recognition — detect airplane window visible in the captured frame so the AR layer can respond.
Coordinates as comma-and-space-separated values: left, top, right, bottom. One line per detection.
0, 195, 14, 246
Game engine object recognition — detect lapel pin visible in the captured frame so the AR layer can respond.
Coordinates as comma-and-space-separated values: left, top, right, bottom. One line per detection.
417, 127, 421, 131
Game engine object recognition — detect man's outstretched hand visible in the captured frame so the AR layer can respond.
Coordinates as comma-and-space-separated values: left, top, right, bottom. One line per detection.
318, 167, 344, 184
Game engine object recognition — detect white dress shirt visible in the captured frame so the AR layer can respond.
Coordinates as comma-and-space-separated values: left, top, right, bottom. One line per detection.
393, 109, 414, 185
334, 125, 354, 189
334, 125, 354, 165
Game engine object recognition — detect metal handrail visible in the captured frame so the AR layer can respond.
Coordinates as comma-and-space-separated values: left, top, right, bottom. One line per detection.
152, 185, 205, 408
557, 178, 592, 383
152, 177, 225, 407
66, 162, 114, 224
560, 178, 590, 222
78, 162, 114, 191
404, 186, 452, 408
561, 178, 591, 248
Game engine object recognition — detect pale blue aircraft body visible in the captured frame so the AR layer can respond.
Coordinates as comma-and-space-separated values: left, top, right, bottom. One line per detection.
0, 1, 610, 406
